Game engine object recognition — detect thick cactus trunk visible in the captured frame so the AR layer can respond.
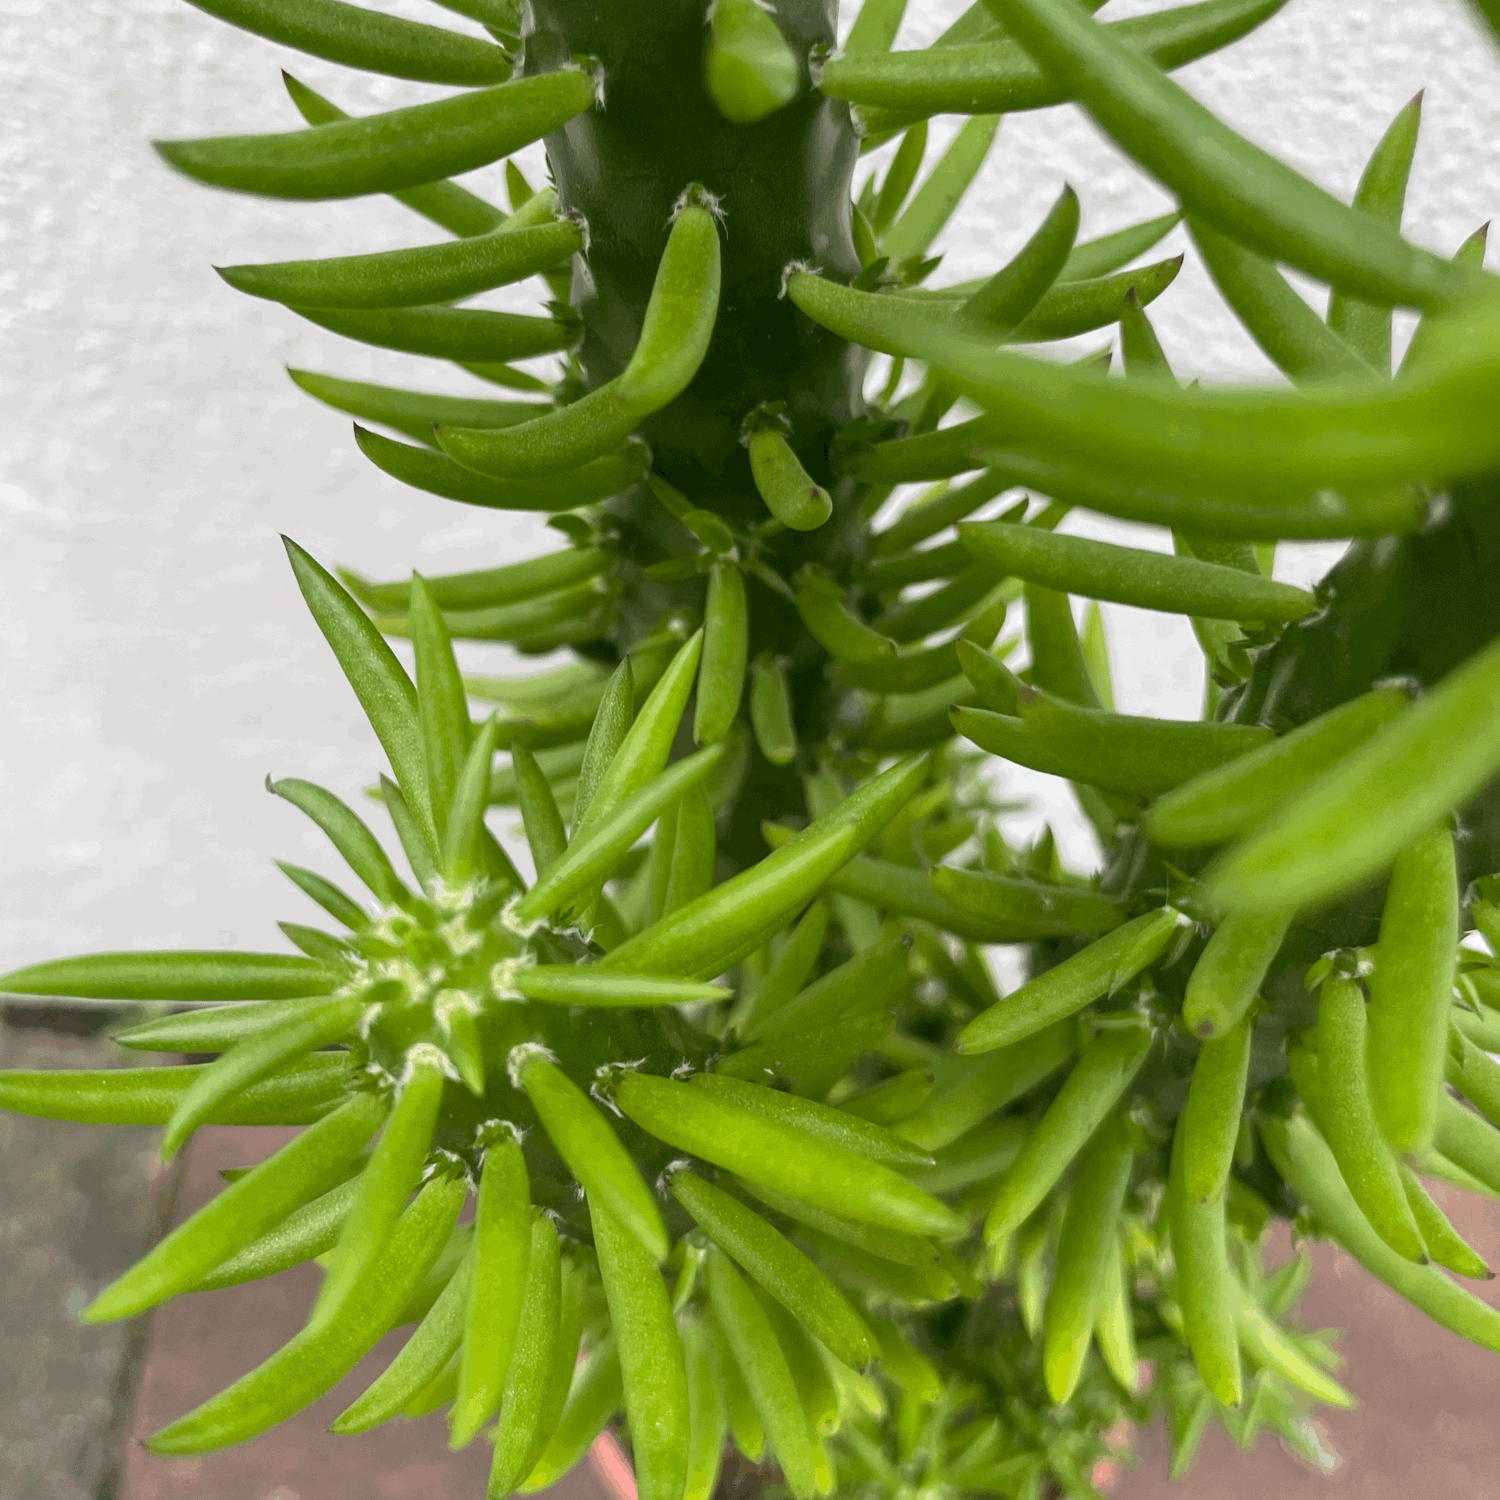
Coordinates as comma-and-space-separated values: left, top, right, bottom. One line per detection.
525, 1, 878, 866
525, 0, 866, 512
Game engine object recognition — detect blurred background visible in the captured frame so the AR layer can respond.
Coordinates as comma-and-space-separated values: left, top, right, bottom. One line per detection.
2, 1, 1499, 1496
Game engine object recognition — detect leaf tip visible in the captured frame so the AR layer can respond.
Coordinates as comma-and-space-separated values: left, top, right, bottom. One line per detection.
76, 1290, 119, 1325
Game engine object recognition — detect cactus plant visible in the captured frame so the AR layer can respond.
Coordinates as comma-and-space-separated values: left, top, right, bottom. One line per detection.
6, 1, 1500, 1495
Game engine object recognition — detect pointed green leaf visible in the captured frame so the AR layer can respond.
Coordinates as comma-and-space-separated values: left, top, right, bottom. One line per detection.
285, 538, 434, 847
1042, 1112, 1134, 1403
897, 293, 1500, 502
277, 860, 371, 931
158, 70, 595, 201
191, 1173, 365, 1291
979, 0, 1469, 308
271, 777, 411, 908
357, 425, 645, 511
514, 1049, 667, 1262
613, 1071, 965, 1242
160, 993, 364, 1160
960, 521, 1315, 621
0, 950, 338, 1002
410, 573, 471, 843
511, 968, 726, 1008
219, 219, 580, 310
183, 0, 512, 86
513, 743, 568, 879
290, 370, 545, 448
112, 995, 339, 1054
828, 0, 1286, 125
574, 659, 636, 831
1262, 1111, 1500, 1354
281, 71, 507, 237
881, 114, 1001, 263
291, 303, 574, 363
576, 632, 703, 837
277, 922, 353, 965
667, 1168, 874, 1371
962, 184, 1079, 333
1190, 218, 1376, 383
312, 1052, 449, 1329
439, 377, 644, 479
85, 1092, 385, 1322
591, 1198, 689, 1500
483, 1213, 562, 1485
599, 754, 930, 980
958, 908, 1183, 1053
738, 936, 908, 1045
690, 1073, 929, 1170
377, 579, 610, 647
1401, 224, 1492, 374
514, 745, 725, 923
1328, 93, 1423, 372
1060, 210, 1182, 281
985, 1022, 1153, 1242
614, 190, 724, 410
955, 693, 1271, 800
449, 1133, 531, 1447
144, 1173, 466, 1455
871, 122, 928, 235
380, 775, 439, 892
347, 548, 609, 616
442, 715, 502, 886
0, 1052, 352, 1128
729, 906, 825, 1042
796, 573, 897, 663
332, 1245, 474, 1434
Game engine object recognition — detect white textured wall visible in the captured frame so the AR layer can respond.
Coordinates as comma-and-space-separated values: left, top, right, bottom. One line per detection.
0, 1, 1496, 963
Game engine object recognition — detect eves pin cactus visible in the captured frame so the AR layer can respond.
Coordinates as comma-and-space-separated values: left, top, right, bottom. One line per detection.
9, 1, 1500, 1494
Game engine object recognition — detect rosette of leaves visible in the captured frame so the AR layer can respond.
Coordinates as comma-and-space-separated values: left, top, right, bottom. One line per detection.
0, 543, 961, 1488
7, 0, 1500, 1496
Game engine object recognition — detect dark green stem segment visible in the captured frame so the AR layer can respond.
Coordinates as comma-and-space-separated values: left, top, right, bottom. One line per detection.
521, 1, 880, 862
1228, 481, 1500, 898
523, 0, 866, 512
1118, 482, 1500, 1028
